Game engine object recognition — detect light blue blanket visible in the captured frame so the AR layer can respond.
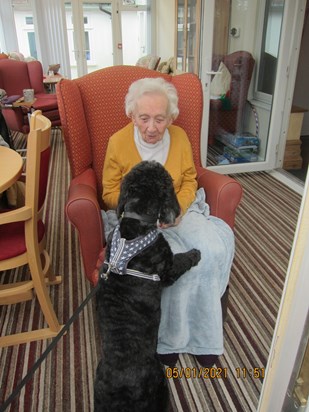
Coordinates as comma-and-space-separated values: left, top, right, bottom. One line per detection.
102, 188, 235, 355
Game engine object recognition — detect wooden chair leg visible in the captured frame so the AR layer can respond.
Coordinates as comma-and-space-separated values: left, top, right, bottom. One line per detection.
0, 251, 63, 348
41, 249, 62, 285
29, 251, 62, 331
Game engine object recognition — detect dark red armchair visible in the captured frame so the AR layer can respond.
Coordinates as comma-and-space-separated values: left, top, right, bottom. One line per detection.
208, 51, 255, 144
0, 59, 61, 133
56, 65, 243, 284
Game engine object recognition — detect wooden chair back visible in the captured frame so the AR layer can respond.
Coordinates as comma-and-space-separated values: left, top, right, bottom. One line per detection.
0, 110, 62, 347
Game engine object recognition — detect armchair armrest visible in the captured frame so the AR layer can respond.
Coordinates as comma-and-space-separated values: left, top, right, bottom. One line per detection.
196, 167, 243, 229
66, 168, 105, 282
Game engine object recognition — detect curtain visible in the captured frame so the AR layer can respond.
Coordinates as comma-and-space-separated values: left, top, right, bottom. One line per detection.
0, 0, 19, 53
32, 0, 71, 78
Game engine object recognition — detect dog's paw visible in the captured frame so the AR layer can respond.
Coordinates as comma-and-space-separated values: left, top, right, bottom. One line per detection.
188, 248, 201, 266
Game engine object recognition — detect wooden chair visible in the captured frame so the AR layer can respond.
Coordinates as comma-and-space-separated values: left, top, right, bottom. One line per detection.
0, 110, 62, 347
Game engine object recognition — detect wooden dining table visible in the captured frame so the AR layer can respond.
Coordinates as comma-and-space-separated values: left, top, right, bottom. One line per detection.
0, 146, 23, 193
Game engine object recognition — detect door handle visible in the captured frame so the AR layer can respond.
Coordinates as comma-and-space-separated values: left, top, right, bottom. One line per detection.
204, 71, 222, 88
206, 71, 222, 75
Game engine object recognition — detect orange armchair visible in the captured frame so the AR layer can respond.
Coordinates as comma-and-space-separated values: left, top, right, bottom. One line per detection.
56, 66, 242, 283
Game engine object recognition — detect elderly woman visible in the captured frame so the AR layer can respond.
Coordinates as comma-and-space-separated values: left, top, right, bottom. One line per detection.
102, 77, 234, 367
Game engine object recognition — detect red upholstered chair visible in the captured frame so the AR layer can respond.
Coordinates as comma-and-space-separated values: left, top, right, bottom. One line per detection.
56, 65, 243, 284
208, 51, 255, 144
0, 59, 61, 133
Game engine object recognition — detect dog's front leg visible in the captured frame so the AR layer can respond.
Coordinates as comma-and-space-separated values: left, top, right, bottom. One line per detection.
162, 249, 201, 286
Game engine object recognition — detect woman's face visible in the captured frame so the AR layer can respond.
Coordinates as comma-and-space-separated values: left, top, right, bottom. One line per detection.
132, 92, 172, 144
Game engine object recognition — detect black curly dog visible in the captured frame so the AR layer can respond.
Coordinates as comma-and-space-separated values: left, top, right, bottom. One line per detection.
94, 161, 201, 412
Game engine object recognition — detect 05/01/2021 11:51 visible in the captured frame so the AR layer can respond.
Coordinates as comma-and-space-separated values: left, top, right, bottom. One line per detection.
165, 367, 265, 380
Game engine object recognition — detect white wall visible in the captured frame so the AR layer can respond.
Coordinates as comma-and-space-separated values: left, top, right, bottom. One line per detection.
228, 0, 258, 55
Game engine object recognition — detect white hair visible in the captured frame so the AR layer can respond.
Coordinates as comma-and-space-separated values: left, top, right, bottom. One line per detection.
125, 77, 179, 120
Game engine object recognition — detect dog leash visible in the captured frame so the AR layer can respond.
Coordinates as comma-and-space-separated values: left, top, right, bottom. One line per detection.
1, 227, 160, 410
0, 280, 101, 412
1, 213, 162, 409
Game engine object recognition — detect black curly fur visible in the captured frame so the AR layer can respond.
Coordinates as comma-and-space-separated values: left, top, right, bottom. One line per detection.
94, 161, 201, 412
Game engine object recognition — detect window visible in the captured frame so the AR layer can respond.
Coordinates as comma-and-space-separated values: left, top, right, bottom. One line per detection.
12, 6, 37, 60
255, 0, 285, 103
119, 0, 152, 65
85, 31, 90, 60
27, 32, 37, 59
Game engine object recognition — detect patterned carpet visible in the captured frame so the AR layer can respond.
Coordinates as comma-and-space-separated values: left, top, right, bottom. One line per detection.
0, 129, 302, 411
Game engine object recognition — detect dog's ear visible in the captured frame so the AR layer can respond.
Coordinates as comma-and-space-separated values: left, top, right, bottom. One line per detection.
158, 186, 181, 225
117, 179, 128, 219
159, 201, 180, 225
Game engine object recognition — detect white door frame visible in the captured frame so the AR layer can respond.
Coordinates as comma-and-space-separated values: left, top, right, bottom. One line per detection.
258, 166, 309, 411
199, 0, 215, 168
70, 0, 87, 76
199, 0, 305, 174
201, 1, 309, 410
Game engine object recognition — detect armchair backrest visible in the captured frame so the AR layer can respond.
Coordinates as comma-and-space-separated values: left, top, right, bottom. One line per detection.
0, 59, 60, 133
57, 65, 203, 207
0, 59, 45, 96
27, 60, 46, 94
212, 51, 255, 110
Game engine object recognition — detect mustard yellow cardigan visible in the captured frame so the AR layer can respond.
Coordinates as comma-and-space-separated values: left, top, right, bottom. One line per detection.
102, 123, 197, 214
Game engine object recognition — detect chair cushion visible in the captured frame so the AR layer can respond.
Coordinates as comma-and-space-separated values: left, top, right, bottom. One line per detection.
33, 95, 58, 111
0, 220, 45, 260
136, 55, 161, 70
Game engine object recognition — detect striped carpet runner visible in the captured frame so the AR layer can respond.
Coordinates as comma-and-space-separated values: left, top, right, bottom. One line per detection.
0, 129, 302, 411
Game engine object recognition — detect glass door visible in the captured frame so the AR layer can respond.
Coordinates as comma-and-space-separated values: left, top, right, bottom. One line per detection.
200, 0, 287, 173
65, 1, 114, 79
175, 0, 201, 75
119, 0, 152, 65
64, 0, 152, 79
